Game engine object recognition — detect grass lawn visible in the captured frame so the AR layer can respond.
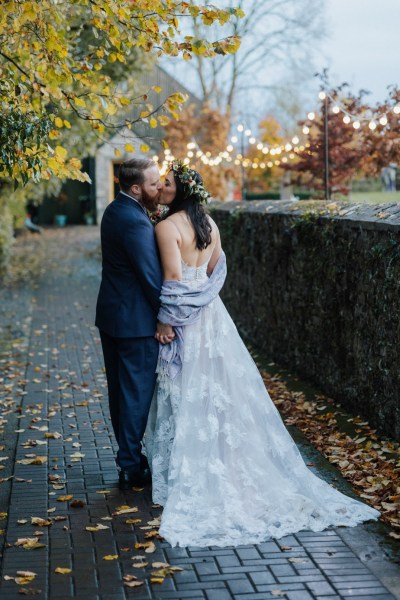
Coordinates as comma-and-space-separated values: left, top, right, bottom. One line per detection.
347, 191, 400, 204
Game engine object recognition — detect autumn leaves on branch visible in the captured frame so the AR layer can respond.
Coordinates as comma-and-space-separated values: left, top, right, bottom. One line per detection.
0, 0, 243, 187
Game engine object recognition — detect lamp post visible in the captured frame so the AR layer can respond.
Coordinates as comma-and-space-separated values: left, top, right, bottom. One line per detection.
319, 90, 330, 201
236, 123, 252, 200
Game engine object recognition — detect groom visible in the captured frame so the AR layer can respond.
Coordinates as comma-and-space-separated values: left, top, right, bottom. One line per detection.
96, 157, 173, 489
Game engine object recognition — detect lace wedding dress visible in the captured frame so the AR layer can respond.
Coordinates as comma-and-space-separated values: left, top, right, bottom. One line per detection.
144, 258, 380, 548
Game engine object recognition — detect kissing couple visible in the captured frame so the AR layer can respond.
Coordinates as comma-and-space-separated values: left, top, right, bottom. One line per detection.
96, 157, 379, 548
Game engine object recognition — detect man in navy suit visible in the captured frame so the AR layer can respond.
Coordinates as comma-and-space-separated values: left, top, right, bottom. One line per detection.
96, 158, 173, 489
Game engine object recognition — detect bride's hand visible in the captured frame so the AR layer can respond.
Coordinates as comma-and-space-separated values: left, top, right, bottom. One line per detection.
155, 322, 175, 345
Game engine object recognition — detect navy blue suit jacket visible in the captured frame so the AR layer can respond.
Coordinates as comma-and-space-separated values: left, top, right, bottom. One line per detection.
95, 193, 163, 338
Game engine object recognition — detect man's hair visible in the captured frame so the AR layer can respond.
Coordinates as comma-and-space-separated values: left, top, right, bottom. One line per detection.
118, 158, 155, 192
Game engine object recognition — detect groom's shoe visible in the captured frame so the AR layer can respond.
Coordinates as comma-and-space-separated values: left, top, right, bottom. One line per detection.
118, 467, 151, 490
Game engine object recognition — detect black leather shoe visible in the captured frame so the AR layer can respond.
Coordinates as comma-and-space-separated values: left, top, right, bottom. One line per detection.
118, 468, 151, 490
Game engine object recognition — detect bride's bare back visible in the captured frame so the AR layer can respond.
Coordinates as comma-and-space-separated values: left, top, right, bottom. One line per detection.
155, 211, 221, 280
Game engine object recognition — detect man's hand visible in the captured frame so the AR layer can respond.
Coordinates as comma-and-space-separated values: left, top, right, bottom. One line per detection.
155, 322, 175, 345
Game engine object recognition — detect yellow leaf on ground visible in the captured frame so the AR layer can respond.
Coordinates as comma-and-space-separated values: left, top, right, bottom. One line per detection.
15, 576, 36, 585
56, 495, 73, 502
124, 580, 144, 587
54, 568, 72, 575
102, 555, 118, 560
113, 507, 138, 516
150, 577, 164, 584
85, 524, 109, 532
31, 517, 52, 527
126, 519, 141, 525
132, 561, 148, 568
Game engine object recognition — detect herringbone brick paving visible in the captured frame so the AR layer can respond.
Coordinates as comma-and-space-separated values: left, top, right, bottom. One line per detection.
0, 227, 397, 599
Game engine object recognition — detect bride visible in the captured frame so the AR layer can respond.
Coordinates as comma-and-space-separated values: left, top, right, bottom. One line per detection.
144, 160, 379, 548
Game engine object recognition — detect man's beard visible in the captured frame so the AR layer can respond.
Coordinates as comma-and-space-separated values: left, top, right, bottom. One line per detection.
140, 189, 161, 213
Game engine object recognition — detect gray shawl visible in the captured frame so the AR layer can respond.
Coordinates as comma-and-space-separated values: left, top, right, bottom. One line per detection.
157, 251, 227, 379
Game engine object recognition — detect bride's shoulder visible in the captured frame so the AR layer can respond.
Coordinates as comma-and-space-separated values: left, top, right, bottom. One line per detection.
155, 217, 181, 240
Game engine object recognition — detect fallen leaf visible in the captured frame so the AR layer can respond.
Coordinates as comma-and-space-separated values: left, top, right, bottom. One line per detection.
132, 562, 148, 568
102, 555, 118, 561
15, 576, 37, 585
17, 456, 47, 465
124, 580, 144, 588
289, 557, 307, 563
125, 519, 141, 525
18, 587, 42, 595
85, 524, 109, 532
54, 568, 72, 575
271, 590, 286, 597
56, 495, 73, 502
31, 518, 52, 527
150, 577, 164, 584
70, 500, 85, 508
112, 506, 138, 516
17, 519, 28, 525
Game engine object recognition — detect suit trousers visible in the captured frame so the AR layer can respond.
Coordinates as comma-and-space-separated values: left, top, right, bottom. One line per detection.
100, 331, 159, 470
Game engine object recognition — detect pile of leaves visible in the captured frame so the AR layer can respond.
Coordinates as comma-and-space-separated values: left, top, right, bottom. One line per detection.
262, 371, 400, 535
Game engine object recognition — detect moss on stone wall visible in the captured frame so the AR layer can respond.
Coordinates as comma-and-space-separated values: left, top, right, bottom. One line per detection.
210, 200, 400, 440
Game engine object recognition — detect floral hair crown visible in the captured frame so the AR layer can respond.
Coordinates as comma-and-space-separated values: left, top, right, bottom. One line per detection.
169, 160, 211, 204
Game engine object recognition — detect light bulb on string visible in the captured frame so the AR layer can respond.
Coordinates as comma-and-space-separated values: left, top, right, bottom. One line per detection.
227, 144, 233, 152
332, 105, 340, 114
262, 147, 269, 154
245, 129, 252, 136
368, 120, 377, 130
394, 104, 400, 114
257, 143, 263, 150
292, 136, 299, 145
249, 137, 256, 144
343, 115, 351, 124
260, 162, 266, 169
379, 115, 388, 126
231, 135, 238, 143
285, 143, 292, 151
267, 161, 273, 168
353, 120, 361, 129
302, 126, 310, 135
307, 112, 315, 120
186, 142, 196, 149
237, 124, 244, 132
319, 91, 326, 100
282, 157, 288, 163
187, 151, 194, 158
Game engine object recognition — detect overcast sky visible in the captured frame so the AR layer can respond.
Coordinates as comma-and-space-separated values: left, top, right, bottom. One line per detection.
315, 0, 400, 103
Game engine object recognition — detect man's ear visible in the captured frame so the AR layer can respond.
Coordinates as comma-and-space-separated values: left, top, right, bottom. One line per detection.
131, 184, 141, 196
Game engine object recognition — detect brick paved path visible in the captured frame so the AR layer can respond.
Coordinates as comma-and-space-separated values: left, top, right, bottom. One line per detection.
0, 228, 398, 600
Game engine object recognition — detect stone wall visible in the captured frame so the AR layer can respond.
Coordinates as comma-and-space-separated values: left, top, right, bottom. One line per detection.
210, 200, 400, 440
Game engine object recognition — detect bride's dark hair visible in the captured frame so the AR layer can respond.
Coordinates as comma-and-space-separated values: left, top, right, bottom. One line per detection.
166, 168, 212, 250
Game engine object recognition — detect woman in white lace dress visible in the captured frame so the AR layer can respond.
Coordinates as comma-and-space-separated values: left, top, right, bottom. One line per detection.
144, 161, 379, 548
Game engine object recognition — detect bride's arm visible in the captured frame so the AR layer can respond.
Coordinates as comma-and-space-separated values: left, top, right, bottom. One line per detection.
154, 220, 181, 344
155, 220, 182, 281
207, 220, 222, 275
